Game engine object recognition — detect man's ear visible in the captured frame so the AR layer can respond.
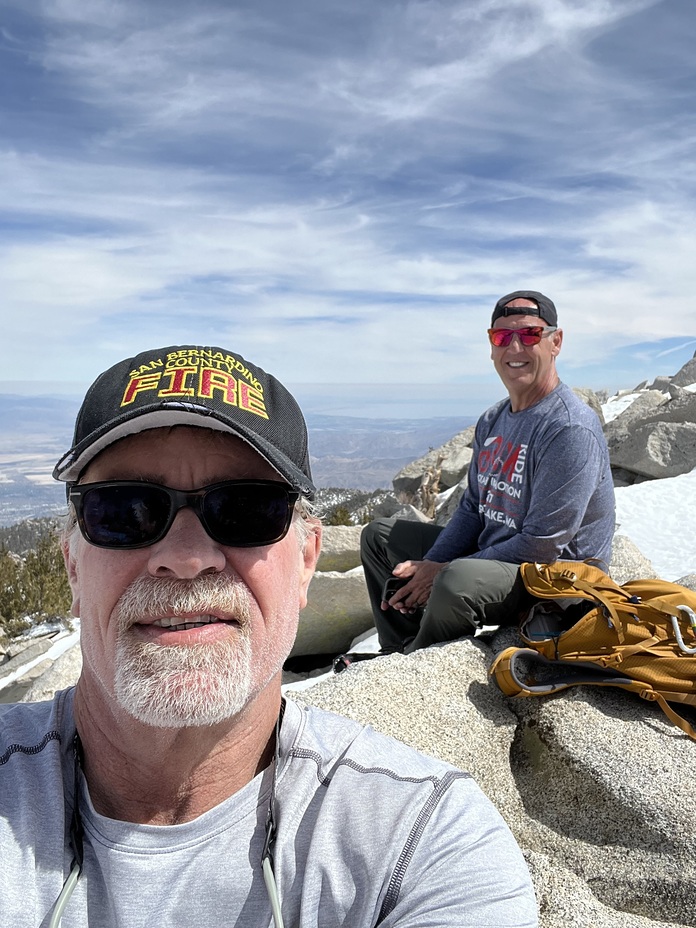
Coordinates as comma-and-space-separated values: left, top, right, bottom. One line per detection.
298, 521, 322, 610
61, 535, 81, 618
551, 328, 563, 357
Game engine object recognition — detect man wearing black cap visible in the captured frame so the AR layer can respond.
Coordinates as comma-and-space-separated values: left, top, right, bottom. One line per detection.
0, 345, 537, 926
359, 291, 614, 655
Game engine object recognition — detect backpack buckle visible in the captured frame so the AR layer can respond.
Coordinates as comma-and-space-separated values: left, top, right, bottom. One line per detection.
558, 569, 578, 583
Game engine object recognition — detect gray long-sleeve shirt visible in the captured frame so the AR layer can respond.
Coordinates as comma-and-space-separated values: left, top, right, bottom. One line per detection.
426, 383, 615, 567
0, 690, 538, 927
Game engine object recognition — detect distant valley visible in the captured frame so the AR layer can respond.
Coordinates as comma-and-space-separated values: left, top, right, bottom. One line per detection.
0, 395, 473, 526
305, 414, 473, 489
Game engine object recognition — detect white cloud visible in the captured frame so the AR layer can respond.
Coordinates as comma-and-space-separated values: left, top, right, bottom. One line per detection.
0, 0, 694, 409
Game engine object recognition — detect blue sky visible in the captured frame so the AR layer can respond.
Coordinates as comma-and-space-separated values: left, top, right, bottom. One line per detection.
1, 0, 695, 418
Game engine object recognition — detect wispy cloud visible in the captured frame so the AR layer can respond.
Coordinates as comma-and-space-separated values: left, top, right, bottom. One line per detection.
0, 0, 694, 413
656, 340, 696, 359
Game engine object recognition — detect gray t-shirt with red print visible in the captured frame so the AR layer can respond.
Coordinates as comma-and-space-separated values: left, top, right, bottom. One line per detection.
426, 382, 614, 567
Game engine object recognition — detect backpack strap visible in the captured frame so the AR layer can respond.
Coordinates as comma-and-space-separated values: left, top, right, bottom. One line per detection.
522, 565, 635, 644
571, 579, 628, 643
578, 633, 666, 667
640, 691, 696, 741
489, 647, 645, 696
490, 647, 696, 742
533, 574, 696, 649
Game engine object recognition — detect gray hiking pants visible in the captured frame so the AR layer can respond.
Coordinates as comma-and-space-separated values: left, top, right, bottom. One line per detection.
360, 517, 533, 654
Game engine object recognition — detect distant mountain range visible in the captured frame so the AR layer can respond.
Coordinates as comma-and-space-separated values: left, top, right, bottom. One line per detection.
0, 394, 474, 526
304, 414, 474, 489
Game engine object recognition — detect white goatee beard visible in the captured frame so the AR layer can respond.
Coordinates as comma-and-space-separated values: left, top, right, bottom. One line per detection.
113, 574, 256, 728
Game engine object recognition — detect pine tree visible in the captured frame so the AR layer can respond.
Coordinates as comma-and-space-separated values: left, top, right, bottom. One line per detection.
21, 530, 72, 621
0, 528, 72, 639
0, 546, 29, 638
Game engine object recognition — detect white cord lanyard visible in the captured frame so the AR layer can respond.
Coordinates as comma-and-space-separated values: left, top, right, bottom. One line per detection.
49, 714, 286, 928
48, 734, 83, 928
262, 708, 285, 928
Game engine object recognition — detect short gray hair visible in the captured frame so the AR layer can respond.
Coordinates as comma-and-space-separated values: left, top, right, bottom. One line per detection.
293, 495, 321, 545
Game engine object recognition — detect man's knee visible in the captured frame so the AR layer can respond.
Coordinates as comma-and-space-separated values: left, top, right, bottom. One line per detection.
361, 517, 442, 566
361, 517, 386, 549
360, 517, 391, 562
425, 559, 522, 632
430, 560, 479, 605
425, 563, 480, 629
406, 568, 479, 652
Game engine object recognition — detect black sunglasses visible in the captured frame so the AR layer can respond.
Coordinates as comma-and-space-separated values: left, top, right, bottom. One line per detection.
68, 480, 300, 549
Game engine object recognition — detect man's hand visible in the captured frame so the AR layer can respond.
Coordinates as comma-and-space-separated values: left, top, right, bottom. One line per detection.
382, 559, 447, 613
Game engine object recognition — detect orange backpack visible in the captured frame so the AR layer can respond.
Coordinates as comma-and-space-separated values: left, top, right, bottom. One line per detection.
490, 561, 696, 741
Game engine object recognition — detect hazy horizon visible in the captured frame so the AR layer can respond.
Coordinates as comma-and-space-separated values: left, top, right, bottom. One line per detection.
1, 338, 693, 421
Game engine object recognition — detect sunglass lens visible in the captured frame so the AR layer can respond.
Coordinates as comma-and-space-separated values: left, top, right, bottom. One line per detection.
204, 484, 292, 546
490, 330, 511, 347
490, 327, 544, 347
518, 328, 543, 345
81, 485, 171, 547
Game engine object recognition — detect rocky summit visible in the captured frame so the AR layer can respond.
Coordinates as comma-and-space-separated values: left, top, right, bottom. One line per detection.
4, 353, 696, 927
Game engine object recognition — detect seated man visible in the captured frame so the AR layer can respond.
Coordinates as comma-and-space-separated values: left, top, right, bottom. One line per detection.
361, 291, 615, 654
0, 344, 537, 927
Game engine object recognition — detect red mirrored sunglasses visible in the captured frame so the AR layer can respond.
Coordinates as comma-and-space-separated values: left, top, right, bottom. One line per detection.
488, 325, 557, 348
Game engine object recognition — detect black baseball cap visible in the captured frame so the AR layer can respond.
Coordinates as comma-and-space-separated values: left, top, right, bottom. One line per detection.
491, 290, 558, 327
53, 345, 315, 498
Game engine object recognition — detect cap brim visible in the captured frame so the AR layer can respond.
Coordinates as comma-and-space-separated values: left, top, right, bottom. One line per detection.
53, 407, 316, 498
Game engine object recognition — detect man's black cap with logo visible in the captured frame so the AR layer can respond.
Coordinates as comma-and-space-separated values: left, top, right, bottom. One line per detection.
53, 345, 316, 498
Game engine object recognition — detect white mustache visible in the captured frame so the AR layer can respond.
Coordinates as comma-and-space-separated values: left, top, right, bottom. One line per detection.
114, 573, 253, 631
